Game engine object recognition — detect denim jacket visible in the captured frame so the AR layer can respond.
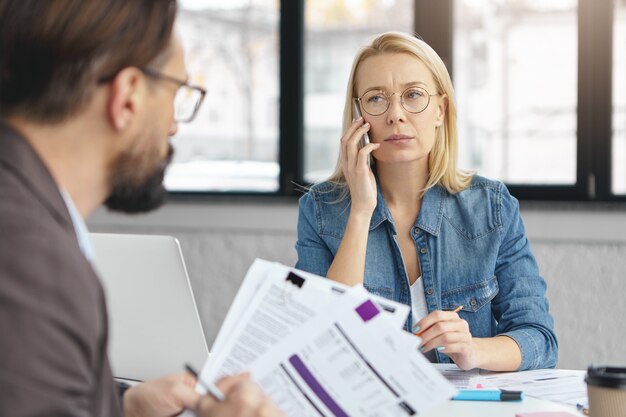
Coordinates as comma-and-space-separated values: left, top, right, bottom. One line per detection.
295, 175, 558, 370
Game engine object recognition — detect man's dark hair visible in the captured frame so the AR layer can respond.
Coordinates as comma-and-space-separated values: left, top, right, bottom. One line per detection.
0, 0, 177, 123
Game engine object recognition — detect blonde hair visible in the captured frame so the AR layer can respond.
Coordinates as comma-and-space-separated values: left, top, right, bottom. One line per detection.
326, 31, 473, 198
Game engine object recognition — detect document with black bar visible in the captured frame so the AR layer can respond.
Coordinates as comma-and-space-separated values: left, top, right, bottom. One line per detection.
187, 259, 455, 417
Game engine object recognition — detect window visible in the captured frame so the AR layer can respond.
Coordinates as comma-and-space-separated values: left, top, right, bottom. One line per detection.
454, 0, 578, 185
303, 0, 414, 182
169, 0, 624, 202
167, 0, 280, 192
416, 0, 624, 201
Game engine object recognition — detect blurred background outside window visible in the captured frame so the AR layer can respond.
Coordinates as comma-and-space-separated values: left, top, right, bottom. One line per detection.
454, 0, 578, 185
303, 0, 414, 183
169, 0, 622, 200
167, 0, 280, 192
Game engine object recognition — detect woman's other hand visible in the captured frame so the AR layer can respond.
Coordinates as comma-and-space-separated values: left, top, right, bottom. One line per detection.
415, 310, 477, 370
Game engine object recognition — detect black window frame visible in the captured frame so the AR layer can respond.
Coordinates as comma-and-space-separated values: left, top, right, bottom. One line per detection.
170, 0, 625, 202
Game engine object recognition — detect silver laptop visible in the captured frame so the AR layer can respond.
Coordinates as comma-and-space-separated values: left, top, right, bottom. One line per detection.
90, 233, 209, 382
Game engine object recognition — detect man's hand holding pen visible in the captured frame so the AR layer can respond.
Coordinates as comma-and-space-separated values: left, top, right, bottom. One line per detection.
185, 365, 284, 417
195, 373, 284, 417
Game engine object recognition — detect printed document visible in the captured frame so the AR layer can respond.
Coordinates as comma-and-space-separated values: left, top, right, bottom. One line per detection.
190, 259, 456, 416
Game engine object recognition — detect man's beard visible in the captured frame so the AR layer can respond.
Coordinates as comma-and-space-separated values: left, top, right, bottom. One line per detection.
104, 145, 174, 214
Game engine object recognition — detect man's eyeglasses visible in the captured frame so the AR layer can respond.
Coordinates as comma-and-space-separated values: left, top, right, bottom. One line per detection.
140, 67, 206, 123
355, 86, 438, 116
98, 67, 207, 123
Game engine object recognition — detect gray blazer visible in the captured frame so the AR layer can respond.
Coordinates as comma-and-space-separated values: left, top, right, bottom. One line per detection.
0, 122, 121, 417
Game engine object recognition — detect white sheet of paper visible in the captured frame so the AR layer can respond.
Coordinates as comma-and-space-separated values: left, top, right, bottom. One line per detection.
207, 260, 410, 381
210, 259, 278, 354
286, 267, 411, 329
184, 260, 453, 417
433, 363, 481, 389
203, 266, 335, 381
247, 286, 456, 417
473, 368, 588, 406
211, 260, 410, 354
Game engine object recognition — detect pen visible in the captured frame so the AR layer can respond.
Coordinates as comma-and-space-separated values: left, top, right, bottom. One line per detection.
452, 389, 524, 402
415, 305, 463, 336
184, 363, 225, 401
576, 403, 589, 415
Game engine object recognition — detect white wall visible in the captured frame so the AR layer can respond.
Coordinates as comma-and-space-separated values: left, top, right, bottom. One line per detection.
88, 200, 626, 370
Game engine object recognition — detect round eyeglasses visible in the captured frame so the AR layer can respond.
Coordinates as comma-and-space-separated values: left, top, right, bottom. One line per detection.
355, 86, 438, 116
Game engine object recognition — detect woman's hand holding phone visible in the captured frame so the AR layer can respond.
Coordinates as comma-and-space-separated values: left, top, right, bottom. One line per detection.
352, 100, 371, 164
340, 105, 380, 216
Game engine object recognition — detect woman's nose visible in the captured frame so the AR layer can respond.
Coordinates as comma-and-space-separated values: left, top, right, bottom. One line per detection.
386, 94, 406, 124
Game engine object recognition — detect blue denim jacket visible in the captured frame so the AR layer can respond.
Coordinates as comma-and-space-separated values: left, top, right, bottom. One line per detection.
295, 175, 558, 370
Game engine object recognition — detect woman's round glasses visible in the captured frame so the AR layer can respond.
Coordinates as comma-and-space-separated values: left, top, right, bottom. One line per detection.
355, 86, 438, 116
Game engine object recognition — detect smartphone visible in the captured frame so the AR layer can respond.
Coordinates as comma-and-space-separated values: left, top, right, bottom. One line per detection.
352, 99, 371, 166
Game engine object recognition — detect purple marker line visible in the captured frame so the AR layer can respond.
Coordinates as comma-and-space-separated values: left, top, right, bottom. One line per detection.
289, 354, 349, 417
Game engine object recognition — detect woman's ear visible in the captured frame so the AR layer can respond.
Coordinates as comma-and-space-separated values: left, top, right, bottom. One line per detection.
435, 94, 448, 127
105, 67, 144, 132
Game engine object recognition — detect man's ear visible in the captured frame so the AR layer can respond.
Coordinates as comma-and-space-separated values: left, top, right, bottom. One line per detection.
435, 94, 448, 127
106, 67, 144, 132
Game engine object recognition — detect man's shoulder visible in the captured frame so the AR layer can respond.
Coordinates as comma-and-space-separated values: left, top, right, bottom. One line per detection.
0, 163, 52, 230
0, 162, 86, 277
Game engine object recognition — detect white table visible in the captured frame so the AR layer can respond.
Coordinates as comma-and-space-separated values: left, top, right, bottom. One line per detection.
423, 396, 585, 416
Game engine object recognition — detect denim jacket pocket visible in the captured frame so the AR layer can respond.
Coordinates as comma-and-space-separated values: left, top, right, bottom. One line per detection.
363, 283, 394, 299
441, 275, 499, 313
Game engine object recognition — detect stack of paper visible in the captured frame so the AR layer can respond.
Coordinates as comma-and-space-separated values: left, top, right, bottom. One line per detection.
473, 369, 588, 407
194, 259, 457, 417
435, 363, 588, 408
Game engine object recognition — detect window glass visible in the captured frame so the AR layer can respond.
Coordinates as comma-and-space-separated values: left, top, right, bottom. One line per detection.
304, 0, 414, 183
614, 0, 626, 195
454, 0, 578, 185
167, 0, 280, 192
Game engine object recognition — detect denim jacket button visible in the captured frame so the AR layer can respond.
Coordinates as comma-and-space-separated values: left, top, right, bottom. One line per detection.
420, 247, 427, 254
470, 298, 477, 306
414, 227, 420, 234
425, 288, 433, 295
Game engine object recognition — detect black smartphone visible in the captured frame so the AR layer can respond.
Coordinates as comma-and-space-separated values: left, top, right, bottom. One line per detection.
352, 99, 371, 166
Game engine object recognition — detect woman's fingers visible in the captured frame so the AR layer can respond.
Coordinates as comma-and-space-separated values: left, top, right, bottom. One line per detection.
420, 324, 471, 353
416, 311, 469, 350
341, 118, 370, 170
356, 143, 380, 168
415, 310, 462, 336
340, 117, 366, 156
339, 117, 377, 213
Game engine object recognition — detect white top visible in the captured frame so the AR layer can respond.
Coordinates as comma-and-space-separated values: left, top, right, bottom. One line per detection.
410, 276, 429, 327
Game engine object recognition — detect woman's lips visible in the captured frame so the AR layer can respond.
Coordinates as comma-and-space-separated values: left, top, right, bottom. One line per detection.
384, 134, 414, 144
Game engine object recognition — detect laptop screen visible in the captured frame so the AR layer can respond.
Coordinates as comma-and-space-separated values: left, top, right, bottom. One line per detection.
90, 233, 209, 381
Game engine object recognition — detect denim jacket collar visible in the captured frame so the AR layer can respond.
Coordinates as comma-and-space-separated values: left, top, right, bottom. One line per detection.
370, 182, 445, 237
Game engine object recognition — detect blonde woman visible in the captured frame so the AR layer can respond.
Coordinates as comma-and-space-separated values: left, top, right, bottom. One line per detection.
295, 32, 557, 371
